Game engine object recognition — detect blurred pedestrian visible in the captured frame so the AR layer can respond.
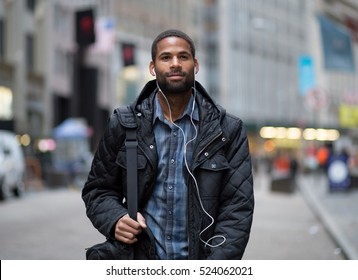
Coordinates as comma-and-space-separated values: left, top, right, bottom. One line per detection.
273, 150, 290, 175
289, 155, 298, 187
316, 143, 330, 173
82, 29, 254, 260
327, 147, 351, 192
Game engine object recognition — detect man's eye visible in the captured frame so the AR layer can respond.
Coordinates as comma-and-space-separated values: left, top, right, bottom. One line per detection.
179, 55, 189, 60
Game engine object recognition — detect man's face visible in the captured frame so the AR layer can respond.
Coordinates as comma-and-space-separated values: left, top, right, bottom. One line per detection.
151, 36, 198, 95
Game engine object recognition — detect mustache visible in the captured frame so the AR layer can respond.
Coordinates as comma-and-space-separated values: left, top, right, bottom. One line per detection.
166, 71, 186, 77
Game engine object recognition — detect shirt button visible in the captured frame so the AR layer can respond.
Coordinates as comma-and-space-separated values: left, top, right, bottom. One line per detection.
211, 163, 217, 169
173, 132, 177, 137
168, 185, 173, 190
149, 145, 154, 149
168, 210, 173, 215
166, 235, 171, 240
170, 159, 175, 164
204, 152, 209, 157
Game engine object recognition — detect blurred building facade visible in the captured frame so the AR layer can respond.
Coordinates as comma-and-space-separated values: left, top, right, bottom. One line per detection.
218, 0, 308, 125
0, 0, 357, 158
0, 0, 204, 151
202, 0, 358, 159
316, 0, 358, 136
0, 0, 45, 138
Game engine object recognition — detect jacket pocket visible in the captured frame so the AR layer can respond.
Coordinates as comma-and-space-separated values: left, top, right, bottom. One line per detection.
115, 150, 151, 200
199, 154, 230, 171
194, 154, 230, 227
115, 149, 147, 170
196, 154, 230, 195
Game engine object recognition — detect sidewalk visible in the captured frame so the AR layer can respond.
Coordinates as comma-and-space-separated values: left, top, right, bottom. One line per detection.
298, 173, 358, 260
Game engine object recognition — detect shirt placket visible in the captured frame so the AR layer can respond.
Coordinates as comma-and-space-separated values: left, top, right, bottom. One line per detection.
165, 126, 179, 258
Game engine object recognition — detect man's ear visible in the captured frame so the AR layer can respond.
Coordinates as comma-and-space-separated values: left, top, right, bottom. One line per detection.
194, 59, 199, 74
149, 62, 156, 76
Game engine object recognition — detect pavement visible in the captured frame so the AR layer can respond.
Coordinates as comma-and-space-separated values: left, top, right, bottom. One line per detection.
3, 165, 356, 260
244, 171, 345, 260
297, 172, 358, 260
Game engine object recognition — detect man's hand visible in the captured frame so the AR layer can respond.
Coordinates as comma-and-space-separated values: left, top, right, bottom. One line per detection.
114, 213, 147, 244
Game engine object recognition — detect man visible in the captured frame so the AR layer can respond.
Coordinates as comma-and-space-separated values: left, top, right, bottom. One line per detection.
82, 29, 254, 260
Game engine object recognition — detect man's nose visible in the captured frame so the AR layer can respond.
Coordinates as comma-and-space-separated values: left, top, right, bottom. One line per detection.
170, 56, 181, 68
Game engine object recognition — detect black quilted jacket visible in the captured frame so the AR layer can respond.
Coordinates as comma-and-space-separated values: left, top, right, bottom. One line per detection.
82, 80, 254, 259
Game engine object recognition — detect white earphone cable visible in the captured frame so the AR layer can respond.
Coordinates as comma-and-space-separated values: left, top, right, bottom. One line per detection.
156, 75, 226, 248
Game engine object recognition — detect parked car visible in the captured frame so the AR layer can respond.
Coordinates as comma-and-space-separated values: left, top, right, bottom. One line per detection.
0, 130, 25, 201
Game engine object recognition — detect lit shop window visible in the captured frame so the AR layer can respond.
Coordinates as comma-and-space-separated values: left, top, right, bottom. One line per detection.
0, 86, 13, 120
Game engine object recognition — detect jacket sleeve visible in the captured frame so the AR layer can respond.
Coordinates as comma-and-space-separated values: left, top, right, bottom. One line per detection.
82, 111, 128, 238
208, 117, 254, 260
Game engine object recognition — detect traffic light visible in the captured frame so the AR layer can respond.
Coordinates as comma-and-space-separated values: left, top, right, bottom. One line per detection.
75, 9, 96, 47
121, 43, 136, 66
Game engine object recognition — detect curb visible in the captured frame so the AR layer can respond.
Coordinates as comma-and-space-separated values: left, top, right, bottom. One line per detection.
299, 181, 358, 260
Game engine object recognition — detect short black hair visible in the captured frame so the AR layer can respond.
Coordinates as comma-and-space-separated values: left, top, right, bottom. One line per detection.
151, 29, 196, 61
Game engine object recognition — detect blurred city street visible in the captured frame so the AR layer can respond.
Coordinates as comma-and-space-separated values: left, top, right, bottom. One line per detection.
0, 186, 103, 260
1, 0, 358, 267
298, 172, 358, 260
244, 168, 357, 260
1, 167, 356, 260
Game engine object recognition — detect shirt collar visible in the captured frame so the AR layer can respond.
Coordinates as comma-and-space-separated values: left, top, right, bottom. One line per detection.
153, 91, 199, 124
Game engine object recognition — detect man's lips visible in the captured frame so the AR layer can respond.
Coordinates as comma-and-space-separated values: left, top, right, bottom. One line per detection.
167, 73, 185, 80
167, 73, 184, 77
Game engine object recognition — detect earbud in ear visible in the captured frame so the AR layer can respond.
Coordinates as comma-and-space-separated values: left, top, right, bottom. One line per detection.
153, 68, 156, 76
194, 66, 198, 74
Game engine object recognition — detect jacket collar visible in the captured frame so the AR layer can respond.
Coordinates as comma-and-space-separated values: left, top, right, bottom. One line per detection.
130, 80, 224, 124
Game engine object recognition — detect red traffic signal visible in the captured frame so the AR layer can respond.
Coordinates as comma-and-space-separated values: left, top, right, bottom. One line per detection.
122, 43, 136, 66
75, 9, 96, 47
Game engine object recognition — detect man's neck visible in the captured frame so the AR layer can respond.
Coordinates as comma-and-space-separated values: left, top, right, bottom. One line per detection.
157, 91, 192, 122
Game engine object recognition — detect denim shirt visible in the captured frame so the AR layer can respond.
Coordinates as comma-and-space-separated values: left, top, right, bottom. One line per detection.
143, 92, 199, 259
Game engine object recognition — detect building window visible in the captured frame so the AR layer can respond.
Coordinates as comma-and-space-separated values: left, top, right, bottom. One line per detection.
26, 0, 36, 12
0, 19, 4, 58
25, 34, 35, 72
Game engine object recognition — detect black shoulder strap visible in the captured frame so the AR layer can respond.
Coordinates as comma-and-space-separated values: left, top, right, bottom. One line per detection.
115, 106, 138, 221
125, 127, 138, 221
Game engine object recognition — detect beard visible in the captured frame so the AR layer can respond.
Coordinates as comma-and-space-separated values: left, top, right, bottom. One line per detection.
156, 71, 194, 95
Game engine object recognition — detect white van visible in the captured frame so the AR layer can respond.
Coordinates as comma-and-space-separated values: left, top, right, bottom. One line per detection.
0, 130, 25, 201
